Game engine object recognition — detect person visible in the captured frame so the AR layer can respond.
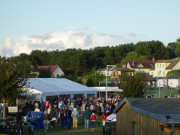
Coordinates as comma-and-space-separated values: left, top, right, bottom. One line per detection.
40, 101, 45, 112
71, 108, 79, 130
82, 106, 91, 130
90, 111, 98, 131
34, 107, 40, 112
59, 106, 65, 129
67, 107, 73, 129
70, 102, 74, 109
43, 110, 50, 133
81, 101, 86, 115
16, 108, 23, 126
102, 112, 108, 126
49, 107, 57, 128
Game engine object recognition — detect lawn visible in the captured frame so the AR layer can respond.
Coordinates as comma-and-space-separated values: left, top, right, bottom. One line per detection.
34, 117, 103, 135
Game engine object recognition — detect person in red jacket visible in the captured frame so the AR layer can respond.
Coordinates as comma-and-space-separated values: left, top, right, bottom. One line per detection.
102, 112, 108, 126
90, 111, 98, 131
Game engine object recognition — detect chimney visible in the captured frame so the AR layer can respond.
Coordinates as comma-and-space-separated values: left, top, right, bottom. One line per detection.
152, 57, 155, 63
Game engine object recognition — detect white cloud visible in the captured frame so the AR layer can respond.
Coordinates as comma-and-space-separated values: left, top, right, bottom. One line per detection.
0, 30, 145, 57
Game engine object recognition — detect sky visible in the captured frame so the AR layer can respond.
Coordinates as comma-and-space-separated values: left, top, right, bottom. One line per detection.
0, 0, 180, 57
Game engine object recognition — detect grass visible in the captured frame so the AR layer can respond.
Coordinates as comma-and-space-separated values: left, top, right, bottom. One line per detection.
34, 116, 103, 135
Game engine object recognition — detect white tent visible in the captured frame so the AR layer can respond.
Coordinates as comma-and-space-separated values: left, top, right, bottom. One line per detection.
91, 87, 123, 92
24, 78, 97, 101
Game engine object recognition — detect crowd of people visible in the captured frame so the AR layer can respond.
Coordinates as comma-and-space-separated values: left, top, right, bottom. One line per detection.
16, 95, 122, 132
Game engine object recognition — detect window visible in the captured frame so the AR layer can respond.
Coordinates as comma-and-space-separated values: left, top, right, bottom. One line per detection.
132, 122, 137, 135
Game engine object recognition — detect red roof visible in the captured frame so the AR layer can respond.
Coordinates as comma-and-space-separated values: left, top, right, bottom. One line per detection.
37, 65, 59, 73
127, 60, 154, 69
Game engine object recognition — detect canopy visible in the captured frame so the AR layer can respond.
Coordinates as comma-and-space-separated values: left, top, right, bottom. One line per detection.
25, 78, 97, 96
91, 87, 123, 92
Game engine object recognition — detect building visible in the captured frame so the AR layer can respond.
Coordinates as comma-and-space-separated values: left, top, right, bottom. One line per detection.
126, 59, 155, 73
149, 57, 180, 78
31, 65, 64, 78
114, 98, 180, 135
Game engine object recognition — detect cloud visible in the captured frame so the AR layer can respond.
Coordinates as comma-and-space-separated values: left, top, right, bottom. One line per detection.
0, 30, 145, 57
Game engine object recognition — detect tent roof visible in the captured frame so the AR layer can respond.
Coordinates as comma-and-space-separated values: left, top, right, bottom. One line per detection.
26, 78, 97, 96
91, 87, 123, 92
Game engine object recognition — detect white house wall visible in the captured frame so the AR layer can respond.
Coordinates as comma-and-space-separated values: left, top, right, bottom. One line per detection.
53, 67, 64, 77
173, 61, 180, 70
157, 79, 179, 88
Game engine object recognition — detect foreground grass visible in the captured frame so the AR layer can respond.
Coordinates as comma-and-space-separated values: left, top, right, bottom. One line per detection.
35, 117, 103, 135
35, 126, 102, 135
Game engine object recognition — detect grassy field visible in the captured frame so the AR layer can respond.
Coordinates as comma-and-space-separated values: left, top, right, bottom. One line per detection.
34, 117, 103, 135
145, 88, 179, 98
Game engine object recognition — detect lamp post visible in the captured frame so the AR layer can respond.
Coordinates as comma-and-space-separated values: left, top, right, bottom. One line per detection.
159, 81, 161, 98
106, 65, 116, 101
99, 81, 100, 98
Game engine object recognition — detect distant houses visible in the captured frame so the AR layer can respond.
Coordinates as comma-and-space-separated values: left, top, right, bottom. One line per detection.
114, 98, 180, 135
149, 57, 180, 78
31, 65, 64, 78
126, 58, 155, 73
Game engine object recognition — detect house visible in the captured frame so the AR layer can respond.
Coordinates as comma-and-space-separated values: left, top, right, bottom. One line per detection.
149, 57, 180, 78
37, 65, 64, 77
31, 65, 64, 78
114, 98, 180, 135
126, 59, 155, 73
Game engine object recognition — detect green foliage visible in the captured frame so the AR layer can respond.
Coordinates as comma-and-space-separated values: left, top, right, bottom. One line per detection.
166, 69, 180, 79
39, 68, 52, 78
0, 61, 27, 103
84, 69, 105, 87
135, 40, 170, 59
118, 51, 147, 67
86, 78, 94, 87
120, 73, 146, 98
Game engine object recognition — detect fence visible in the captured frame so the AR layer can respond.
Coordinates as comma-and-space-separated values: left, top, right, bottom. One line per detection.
0, 124, 30, 135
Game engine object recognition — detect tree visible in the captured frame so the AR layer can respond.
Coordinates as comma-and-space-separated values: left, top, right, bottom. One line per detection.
166, 70, 180, 79
39, 68, 52, 78
0, 62, 27, 119
135, 41, 170, 59
120, 73, 146, 98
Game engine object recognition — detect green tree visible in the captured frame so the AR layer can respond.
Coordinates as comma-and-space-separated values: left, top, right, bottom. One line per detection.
0, 62, 27, 119
135, 41, 170, 59
39, 68, 52, 78
166, 70, 180, 79
120, 73, 146, 98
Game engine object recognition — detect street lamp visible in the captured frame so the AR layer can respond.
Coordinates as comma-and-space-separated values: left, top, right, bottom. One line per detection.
106, 65, 116, 100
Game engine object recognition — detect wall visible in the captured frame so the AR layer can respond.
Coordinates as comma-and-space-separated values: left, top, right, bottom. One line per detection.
173, 61, 180, 70
116, 103, 172, 135
157, 79, 179, 88
53, 67, 64, 77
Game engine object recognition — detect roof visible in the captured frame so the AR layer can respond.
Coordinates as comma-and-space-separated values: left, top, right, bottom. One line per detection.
127, 60, 154, 69
150, 58, 180, 70
110, 67, 134, 72
37, 65, 59, 73
114, 98, 180, 124
25, 78, 97, 96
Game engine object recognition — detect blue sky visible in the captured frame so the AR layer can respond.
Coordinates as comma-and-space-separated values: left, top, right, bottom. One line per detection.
0, 0, 180, 57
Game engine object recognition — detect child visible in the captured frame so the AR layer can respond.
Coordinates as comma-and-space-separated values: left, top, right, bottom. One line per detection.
43, 110, 50, 132
90, 111, 97, 131
102, 112, 108, 126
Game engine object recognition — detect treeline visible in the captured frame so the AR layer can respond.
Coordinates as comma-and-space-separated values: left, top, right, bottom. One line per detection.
1, 39, 180, 80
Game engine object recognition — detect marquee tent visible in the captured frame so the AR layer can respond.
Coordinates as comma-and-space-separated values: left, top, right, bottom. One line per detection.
24, 78, 97, 101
